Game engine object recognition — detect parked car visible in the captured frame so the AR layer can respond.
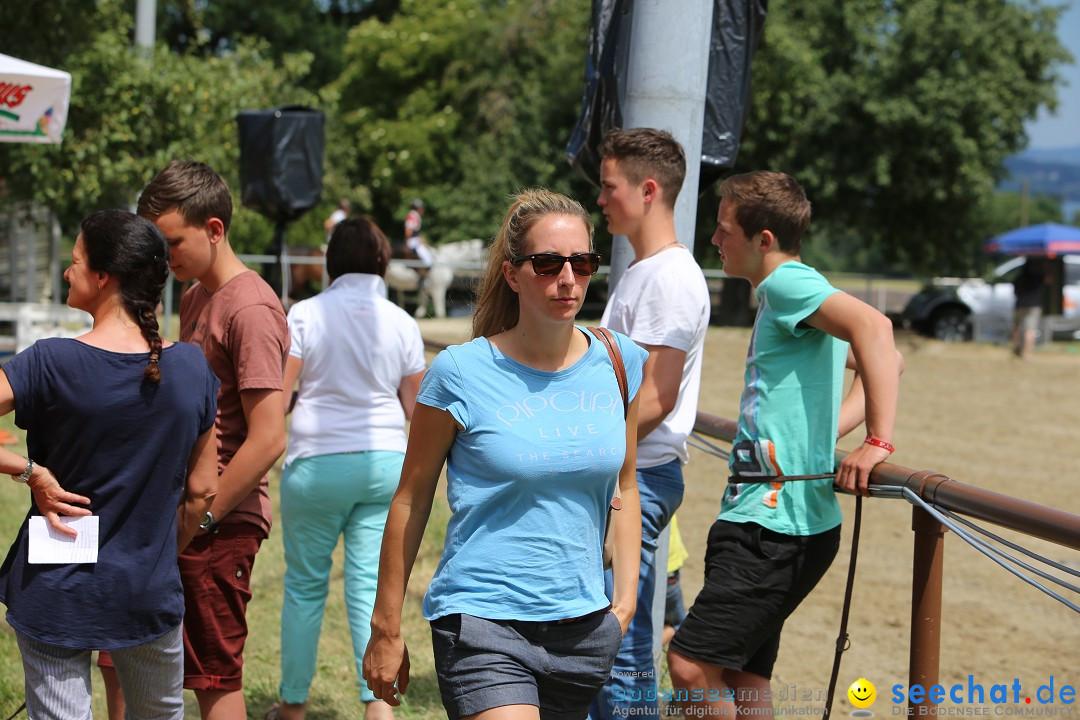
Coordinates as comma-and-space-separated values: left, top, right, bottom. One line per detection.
902, 256, 1080, 342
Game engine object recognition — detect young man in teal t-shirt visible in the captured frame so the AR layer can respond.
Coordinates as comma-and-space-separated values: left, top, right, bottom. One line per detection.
668, 171, 903, 716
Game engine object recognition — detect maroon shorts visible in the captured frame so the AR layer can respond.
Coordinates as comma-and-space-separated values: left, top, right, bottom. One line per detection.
95, 525, 264, 686
181, 524, 265, 691
100, 525, 265, 685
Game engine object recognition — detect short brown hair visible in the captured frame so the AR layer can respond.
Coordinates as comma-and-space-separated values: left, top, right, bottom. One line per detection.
325, 218, 391, 279
137, 160, 233, 232
598, 128, 686, 209
719, 171, 811, 255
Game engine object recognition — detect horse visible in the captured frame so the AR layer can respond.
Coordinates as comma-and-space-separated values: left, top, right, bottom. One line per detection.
286, 246, 329, 303
386, 238, 485, 319
278, 239, 486, 318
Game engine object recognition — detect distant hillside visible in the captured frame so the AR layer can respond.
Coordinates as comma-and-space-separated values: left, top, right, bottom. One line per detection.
1000, 146, 1080, 201
1018, 147, 1080, 166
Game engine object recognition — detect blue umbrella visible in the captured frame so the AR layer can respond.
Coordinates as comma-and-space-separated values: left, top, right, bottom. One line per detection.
984, 222, 1080, 255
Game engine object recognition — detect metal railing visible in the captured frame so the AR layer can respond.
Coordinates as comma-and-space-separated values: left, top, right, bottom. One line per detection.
234, 252, 906, 313
0, 302, 93, 356
692, 411, 1080, 715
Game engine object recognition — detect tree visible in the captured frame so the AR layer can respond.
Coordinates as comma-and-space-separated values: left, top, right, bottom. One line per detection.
331, 0, 599, 247
0, 0, 317, 254
4, 0, 1070, 278
154, 0, 395, 91
0, 0, 101, 70
965, 191, 1065, 271
328, 0, 1070, 276
732, 0, 1071, 275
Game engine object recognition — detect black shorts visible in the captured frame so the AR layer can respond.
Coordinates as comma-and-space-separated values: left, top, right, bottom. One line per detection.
669, 519, 840, 678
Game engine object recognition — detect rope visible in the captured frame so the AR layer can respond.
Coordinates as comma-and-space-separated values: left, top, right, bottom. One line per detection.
934, 510, 1080, 595
683, 432, 1079, 719
4, 702, 24, 720
901, 487, 1080, 614
823, 494, 862, 720
939, 509, 1080, 579
686, 432, 730, 461
729, 472, 836, 483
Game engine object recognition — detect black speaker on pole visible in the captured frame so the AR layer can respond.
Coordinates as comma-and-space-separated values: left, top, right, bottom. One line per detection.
237, 106, 325, 223
236, 106, 325, 298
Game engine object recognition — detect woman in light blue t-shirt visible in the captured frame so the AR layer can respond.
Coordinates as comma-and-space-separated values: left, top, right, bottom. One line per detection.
363, 189, 647, 719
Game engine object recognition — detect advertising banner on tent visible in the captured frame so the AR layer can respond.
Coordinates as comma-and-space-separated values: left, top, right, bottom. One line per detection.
0, 53, 71, 145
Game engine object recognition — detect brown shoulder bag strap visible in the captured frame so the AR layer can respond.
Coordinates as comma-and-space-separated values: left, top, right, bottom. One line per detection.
587, 326, 628, 419
588, 326, 627, 520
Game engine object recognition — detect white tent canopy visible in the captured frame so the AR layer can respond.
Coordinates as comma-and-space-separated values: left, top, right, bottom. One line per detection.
0, 53, 71, 145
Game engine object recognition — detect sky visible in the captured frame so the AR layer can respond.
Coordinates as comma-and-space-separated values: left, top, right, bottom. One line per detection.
1025, 2, 1080, 149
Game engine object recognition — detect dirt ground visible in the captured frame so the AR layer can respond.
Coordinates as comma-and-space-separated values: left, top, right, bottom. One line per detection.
419, 318, 1080, 715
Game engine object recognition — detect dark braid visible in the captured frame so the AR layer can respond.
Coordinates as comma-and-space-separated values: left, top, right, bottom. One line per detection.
80, 211, 171, 384
131, 299, 165, 383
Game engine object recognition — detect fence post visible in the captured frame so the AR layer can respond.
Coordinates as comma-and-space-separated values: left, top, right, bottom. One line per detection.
908, 505, 945, 715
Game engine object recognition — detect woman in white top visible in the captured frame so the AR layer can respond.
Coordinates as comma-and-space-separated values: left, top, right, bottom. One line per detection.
273, 218, 426, 720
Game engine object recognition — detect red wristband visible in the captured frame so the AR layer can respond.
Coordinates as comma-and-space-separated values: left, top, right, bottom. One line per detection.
864, 435, 895, 453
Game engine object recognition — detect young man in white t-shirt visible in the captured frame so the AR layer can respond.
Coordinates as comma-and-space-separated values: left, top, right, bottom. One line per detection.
591, 128, 711, 719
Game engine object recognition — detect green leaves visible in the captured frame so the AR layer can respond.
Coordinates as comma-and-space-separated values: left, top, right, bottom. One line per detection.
332, 0, 597, 246
1, 0, 316, 253
736, 0, 1072, 275
0, 0, 1070, 274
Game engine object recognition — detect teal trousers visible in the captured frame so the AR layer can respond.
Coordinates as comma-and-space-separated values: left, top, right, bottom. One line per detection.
278, 451, 401, 704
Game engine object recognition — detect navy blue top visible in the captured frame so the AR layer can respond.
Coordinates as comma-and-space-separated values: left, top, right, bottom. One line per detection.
0, 338, 219, 649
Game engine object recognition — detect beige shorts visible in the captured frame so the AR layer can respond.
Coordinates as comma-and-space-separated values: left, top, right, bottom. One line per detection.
1014, 306, 1042, 333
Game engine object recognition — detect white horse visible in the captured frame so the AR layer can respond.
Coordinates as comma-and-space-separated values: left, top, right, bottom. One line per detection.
385, 238, 486, 318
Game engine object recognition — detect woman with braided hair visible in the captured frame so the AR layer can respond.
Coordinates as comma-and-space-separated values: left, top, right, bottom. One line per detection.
0, 210, 220, 720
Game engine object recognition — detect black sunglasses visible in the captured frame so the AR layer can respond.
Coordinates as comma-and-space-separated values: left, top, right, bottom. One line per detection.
510, 252, 602, 277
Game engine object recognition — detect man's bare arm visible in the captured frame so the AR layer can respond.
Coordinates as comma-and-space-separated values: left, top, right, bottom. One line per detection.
202, 388, 286, 524
805, 292, 902, 494
635, 344, 686, 440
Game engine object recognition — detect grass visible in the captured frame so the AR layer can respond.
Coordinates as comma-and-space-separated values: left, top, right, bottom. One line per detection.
0, 409, 455, 720
0, 413, 30, 716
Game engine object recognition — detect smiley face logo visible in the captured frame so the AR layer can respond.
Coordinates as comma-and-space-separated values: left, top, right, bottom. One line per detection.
848, 678, 877, 714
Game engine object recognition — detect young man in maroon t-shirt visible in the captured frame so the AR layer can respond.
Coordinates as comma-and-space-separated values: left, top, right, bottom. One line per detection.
101, 160, 289, 720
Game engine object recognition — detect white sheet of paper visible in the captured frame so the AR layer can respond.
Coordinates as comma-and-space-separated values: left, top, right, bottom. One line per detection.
28, 516, 99, 564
